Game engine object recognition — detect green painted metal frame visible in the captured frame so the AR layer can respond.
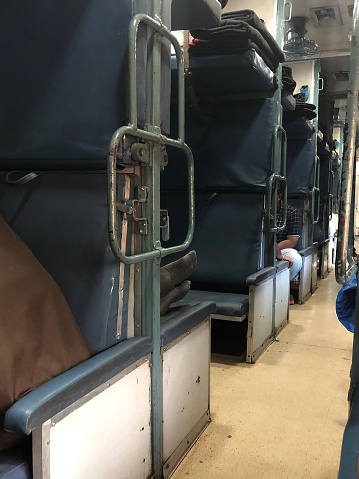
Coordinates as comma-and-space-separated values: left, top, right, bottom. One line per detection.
108, 13, 195, 265
107, 4, 195, 477
308, 59, 321, 245
264, 0, 287, 269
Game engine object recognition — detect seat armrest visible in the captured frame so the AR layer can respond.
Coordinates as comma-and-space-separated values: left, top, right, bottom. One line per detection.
298, 246, 313, 258
246, 266, 276, 286
5, 337, 152, 435
276, 260, 289, 272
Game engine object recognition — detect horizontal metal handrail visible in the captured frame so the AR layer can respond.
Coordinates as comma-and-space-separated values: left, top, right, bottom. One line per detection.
267, 174, 287, 233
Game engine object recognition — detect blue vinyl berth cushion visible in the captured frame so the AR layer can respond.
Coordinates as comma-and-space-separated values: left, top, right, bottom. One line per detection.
283, 118, 314, 139
162, 98, 277, 190
0, 443, 31, 479
160, 301, 216, 347
161, 192, 265, 289
286, 139, 316, 196
0, 0, 171, 168
179, 291, 249, 318
171, 0, 221, 31
172, 50, 274, 97
282, 91, 296, 111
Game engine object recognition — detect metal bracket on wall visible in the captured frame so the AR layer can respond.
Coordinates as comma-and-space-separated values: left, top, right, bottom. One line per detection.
117, 186, 149, 235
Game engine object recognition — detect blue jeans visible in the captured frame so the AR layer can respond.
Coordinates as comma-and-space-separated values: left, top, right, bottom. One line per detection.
281, 248, 302, 280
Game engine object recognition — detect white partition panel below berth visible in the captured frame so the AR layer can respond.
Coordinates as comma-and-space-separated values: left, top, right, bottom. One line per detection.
32, 357, 152, 479
163, 319, 211, 477
247, 276, 274, 363
275, 267, 290, 333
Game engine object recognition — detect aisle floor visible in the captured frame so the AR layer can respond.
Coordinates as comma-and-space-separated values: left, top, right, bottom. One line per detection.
172, 272, 353, 479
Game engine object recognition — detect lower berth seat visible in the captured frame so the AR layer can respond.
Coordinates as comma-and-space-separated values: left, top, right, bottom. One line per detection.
180, 291, 249, 321
161, 192, 279, 363
0, 172, 215, 478
2, 337, 153, 479
0, 443, 31, 479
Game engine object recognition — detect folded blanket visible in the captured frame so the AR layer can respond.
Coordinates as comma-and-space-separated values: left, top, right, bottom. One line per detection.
282, 65, 296, 94
221, 10, 285, 62
190, 10, 284, 72
190, 34, 278, 72
284, 108, 317, 121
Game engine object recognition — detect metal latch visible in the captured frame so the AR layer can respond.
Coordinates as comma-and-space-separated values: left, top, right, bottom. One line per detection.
160, 209, 170, 241
116, 186, 149, 235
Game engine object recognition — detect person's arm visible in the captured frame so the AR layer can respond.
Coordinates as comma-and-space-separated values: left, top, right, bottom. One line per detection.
277, 235, 299, 250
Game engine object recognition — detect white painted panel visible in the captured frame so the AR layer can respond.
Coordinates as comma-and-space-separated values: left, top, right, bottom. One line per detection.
47, 361, 151, 479
275, 268, 290, 329
223, 0, 277, 37
301, 254, 312, 299
251, 277, 274, 353
285, 60, 316, 104
163, 321, 210, 462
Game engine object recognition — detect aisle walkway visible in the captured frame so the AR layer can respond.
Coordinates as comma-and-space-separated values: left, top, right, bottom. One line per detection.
172, 273, 353, 479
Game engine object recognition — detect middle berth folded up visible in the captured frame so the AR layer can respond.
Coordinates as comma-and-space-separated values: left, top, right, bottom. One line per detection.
172, 50, 274, 98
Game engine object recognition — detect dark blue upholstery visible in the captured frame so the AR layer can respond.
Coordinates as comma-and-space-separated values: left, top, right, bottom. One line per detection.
161, 192, 265, 289
0, 0, 170, 168
319, 154, 333, 199
283, 118, 314, 139
173, 50, 274, 97
171, 0, 221, 30
286, 139, 316, 196
180, 291, 249, 318
162, 98, 276, 190
161, 301, 216, 347
282, 91, 296, 111
0, 444, 31, 479
0, 172, 122, 353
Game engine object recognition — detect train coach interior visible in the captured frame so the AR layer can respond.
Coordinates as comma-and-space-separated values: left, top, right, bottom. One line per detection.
0, 0, 359, 478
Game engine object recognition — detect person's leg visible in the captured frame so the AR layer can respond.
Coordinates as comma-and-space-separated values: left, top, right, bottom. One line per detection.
160, 280, 191, 316
160, 250, 197, 297
281, 248, 302, 280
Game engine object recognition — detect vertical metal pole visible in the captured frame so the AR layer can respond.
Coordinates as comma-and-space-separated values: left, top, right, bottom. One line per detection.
336, 0, 359, 284
265, 0, 286, 268
141, 0, 163, 477
309, 59, 321, 246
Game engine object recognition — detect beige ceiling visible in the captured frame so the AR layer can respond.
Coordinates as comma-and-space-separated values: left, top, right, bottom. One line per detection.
288, 0, 354, 99
289, 0, 353, 54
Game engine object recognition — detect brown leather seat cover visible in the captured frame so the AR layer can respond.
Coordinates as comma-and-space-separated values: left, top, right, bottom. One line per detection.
0, 216, 92, 451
